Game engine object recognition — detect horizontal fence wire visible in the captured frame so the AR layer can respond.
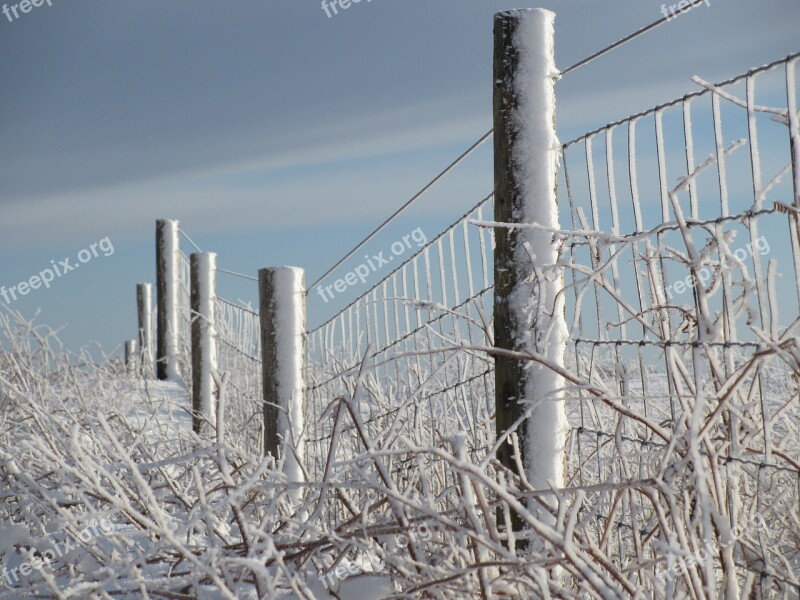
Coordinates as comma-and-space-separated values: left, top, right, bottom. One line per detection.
308, 134, 494, 291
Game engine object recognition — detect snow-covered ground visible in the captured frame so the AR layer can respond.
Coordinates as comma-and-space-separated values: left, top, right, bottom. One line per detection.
1, 306, 798, 599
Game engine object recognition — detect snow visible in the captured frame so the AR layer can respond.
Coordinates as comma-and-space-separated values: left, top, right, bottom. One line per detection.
1, 257, 797, 598
505, 9, 569, 506
326, 573, 393, 599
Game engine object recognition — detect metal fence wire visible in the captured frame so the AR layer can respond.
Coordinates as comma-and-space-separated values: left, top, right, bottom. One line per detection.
305, 194, 497, 502
215, 296, 263, 456
553, 53, 800, 596
167, 51, 799, 597
299, 53, 800, 594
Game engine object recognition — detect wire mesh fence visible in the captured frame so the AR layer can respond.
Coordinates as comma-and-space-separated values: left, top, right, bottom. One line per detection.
173, 232, 265, 455
151, 48, 800, 598
304, 194, 497, 506
550, 52, 800, 596
215, 296, 263, 456
298, 52, 800, 594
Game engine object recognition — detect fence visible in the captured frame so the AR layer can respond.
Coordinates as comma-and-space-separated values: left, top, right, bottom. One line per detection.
554, 51, 800, 597
123, 10, 799, 597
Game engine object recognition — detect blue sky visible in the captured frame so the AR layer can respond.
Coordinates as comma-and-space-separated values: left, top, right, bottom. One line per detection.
1, 0, 798, 354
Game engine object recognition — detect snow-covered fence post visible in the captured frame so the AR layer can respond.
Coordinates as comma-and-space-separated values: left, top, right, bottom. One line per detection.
124, 339, 137, 376
493, 9, 567, 529
137, 283, 153, 378
258, 267, 306, 485
191, 253, 217, 433
156, 219, 180, 381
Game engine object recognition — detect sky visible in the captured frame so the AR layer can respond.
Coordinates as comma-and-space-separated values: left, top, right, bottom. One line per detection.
1, 0, 798, 355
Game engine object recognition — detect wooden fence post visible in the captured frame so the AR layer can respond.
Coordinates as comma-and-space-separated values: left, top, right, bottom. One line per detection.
137, 283, 153, 378
124, 340, 137, 376
191, 253, 217, 433
156, 219, 180, 381
259, 267, 306, 485
493, 8, 567, 531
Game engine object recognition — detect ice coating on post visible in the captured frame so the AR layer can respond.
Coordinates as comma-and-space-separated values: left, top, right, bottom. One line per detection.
260, 267, 306, 490
137, 283, 153, 378
497, 9, 568, 503
191, 252, 217, 431
156, 219, 181, 381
